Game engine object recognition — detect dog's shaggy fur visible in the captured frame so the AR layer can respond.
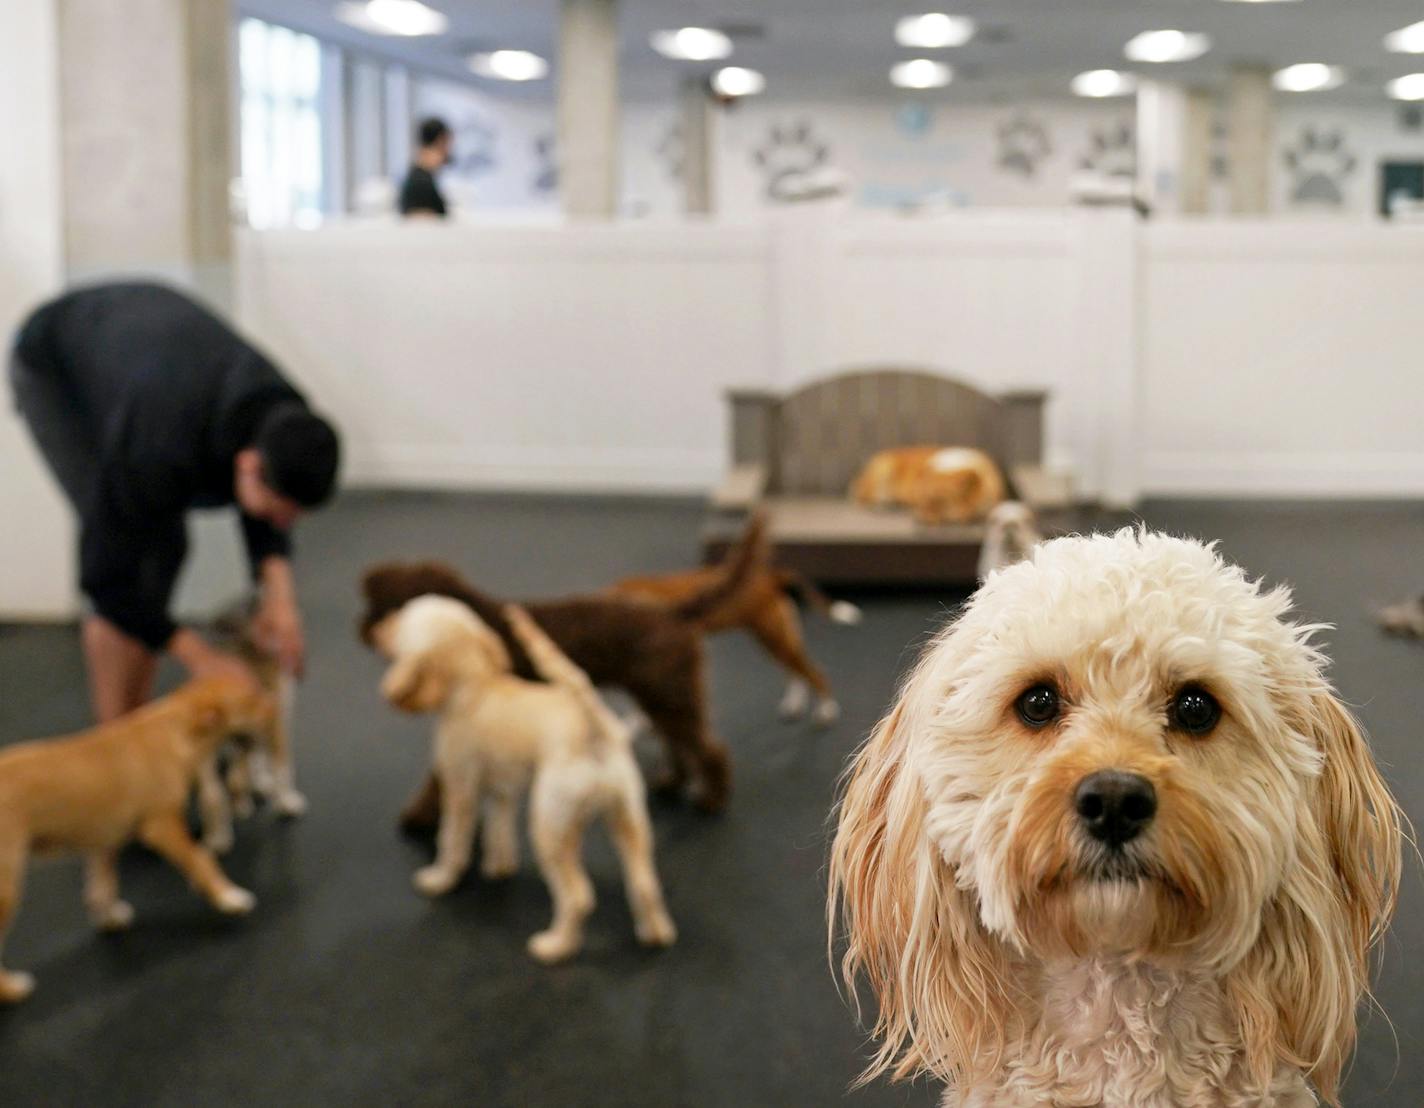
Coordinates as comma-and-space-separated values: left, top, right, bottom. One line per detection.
0, 678, 271, 1002
359, 521, 765, 819
610, 516, 861, 728
851, 446, 1006, 526
372, 597, 676, 962
830, 529, 1403, 1107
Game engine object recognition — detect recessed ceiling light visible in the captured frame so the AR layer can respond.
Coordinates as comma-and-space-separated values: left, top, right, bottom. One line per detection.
890, 59, 952, 90
1272, 63, 1345, 93
469, 50, 548, 82
1387, 73, 1424, 101
894, 13, 976, 49
1071, 69, 1137, 98
1124, 30, 1212, 64
711, 66, 765, 98
1385, 21, 1424, 54
650, 27, 733, 61
334, 0, 448, 37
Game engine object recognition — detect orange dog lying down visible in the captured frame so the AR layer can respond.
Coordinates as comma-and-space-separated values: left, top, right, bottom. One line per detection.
850, 445, 1006, 525
0, 677, 271, 1003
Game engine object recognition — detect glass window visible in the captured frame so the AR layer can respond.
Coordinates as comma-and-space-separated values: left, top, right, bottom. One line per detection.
239, 18, 324, 228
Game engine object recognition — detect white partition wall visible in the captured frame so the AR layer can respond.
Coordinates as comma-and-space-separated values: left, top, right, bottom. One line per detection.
1140, 222, 1424, 496
236, 212, 1424, 512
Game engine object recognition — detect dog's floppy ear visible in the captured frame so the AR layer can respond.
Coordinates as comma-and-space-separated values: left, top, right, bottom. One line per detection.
381, 654, 451, 714
828, 662, 1015, 1089
1228, 689, 1403, 1106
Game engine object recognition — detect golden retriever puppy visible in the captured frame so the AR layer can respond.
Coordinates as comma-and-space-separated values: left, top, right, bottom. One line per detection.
0, 677, 271, 1003
850, 446, 1005, 525
829, 529, 1402, 1106
371, 596, 676, 963
197, 601, 306, 855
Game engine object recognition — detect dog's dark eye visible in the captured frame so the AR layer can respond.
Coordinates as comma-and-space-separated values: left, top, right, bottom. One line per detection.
1016, 684, 1060, 728
1171, 687, 1221, 736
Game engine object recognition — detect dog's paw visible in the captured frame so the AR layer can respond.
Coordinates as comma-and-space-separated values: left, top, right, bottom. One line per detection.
414, 865, 460, 897
527, 929, 580, 964
813, 699, 841, 728
275, 790, 308, 818
480, 854, 519, 881
635, 911, 677, 949
203, 827, 235, 855
778, 681, 811, 721
0, 970, 36, 1003
829, 600, 863, 625
214, 886, 257, 916
95, 899, 135, 932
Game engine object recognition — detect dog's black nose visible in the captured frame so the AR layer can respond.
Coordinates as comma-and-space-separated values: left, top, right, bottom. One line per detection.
1074, 771, 1157, 846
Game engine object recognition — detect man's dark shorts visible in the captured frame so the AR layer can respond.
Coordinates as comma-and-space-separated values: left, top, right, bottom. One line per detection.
8, 350, 99, 512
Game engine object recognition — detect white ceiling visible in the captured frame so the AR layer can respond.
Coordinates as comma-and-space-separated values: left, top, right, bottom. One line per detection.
237, 0, 1424, 103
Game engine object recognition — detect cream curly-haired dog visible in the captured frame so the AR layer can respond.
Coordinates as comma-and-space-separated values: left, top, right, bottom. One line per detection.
371, 596, 676, 963
830, 529, 1402, 1107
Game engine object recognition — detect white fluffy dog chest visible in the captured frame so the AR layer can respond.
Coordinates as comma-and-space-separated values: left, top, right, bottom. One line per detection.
951, 962, 1316, 1108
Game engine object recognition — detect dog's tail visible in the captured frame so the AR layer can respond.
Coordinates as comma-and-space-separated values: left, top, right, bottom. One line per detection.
671, 510, 771, 627
774, 570, 862, 626
502, 603, 628, 751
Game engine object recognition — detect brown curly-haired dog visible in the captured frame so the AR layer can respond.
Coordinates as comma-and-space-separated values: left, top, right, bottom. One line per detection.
358, 516, 769, 821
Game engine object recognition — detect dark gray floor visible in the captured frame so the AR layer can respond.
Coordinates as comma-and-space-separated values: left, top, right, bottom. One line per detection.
0, 493, 1421, 1107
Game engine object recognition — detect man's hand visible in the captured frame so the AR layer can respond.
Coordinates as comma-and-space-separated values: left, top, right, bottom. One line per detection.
258, 557, 305, 677
254, 597, 305, 678
170, 629, 261, 693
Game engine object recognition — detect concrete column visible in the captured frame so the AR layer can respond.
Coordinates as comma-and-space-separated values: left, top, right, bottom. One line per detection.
1181, 90, 1214, 215
558, 0, 620, 219
57, 0, 235, 307
1136, 81, 1213, 216
0, 0, 76, 619
679, 77, 715, 216
1226, 64, 1272, 215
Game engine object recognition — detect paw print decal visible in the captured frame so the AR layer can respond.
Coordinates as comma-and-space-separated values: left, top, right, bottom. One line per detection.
531, 134, 557, 194
451, 116, 497, 176
657, 122, 685, 182
997, 114, 1052, 178
753, 120, 831, 201
1284, 127, 1356, 206
1079, 122, 1136, 179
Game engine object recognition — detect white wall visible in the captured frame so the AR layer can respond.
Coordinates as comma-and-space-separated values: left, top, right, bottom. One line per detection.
1140, 221, 1424, 495
0, 0, 75, 619
1273, 101, 1424, 219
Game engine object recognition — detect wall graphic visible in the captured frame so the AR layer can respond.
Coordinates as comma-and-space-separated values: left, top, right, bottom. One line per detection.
1080, 122, 1136, 179
996, 114, 1052, 177
657, 122, 686, 181
753, 120, 832, 201
531, 134, 557, 194
1284, 126, 1356, 206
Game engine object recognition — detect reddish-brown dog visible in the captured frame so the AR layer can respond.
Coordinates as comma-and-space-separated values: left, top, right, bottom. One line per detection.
610, 519, 860, 727
358, 518, 768, 821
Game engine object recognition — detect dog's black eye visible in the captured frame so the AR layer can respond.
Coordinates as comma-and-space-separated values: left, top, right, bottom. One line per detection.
1171, 687, 1221, 736
1016, 684, 1060, 728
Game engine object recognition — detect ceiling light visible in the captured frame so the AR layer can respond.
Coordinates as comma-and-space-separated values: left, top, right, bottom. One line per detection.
1387, 73, 1424, 101
1071, 69, 1137, 98
334, 0, 447, 37
1272, 63, 1345, 93
890, 59, 952, 90
1385, 21, 1424, 54
711, 66, 765, 98
894, 13, 976, 49
1124, 30, 1212, 64
469, 50, 548, 81
650, 27, 733, 61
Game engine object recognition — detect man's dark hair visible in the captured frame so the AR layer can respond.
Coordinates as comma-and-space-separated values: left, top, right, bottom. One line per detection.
418, 117, 451, 148
255, 404, 341, 508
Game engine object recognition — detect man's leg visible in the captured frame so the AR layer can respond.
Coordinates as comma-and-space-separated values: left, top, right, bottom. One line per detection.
82, 616, 157, 723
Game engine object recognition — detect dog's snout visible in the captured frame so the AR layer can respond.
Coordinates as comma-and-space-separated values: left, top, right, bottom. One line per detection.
1074, 770, 1156, 846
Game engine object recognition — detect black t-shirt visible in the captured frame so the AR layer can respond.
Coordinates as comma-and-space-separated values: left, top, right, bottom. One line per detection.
399, 165, 447, 217
14, 282, 308, 650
